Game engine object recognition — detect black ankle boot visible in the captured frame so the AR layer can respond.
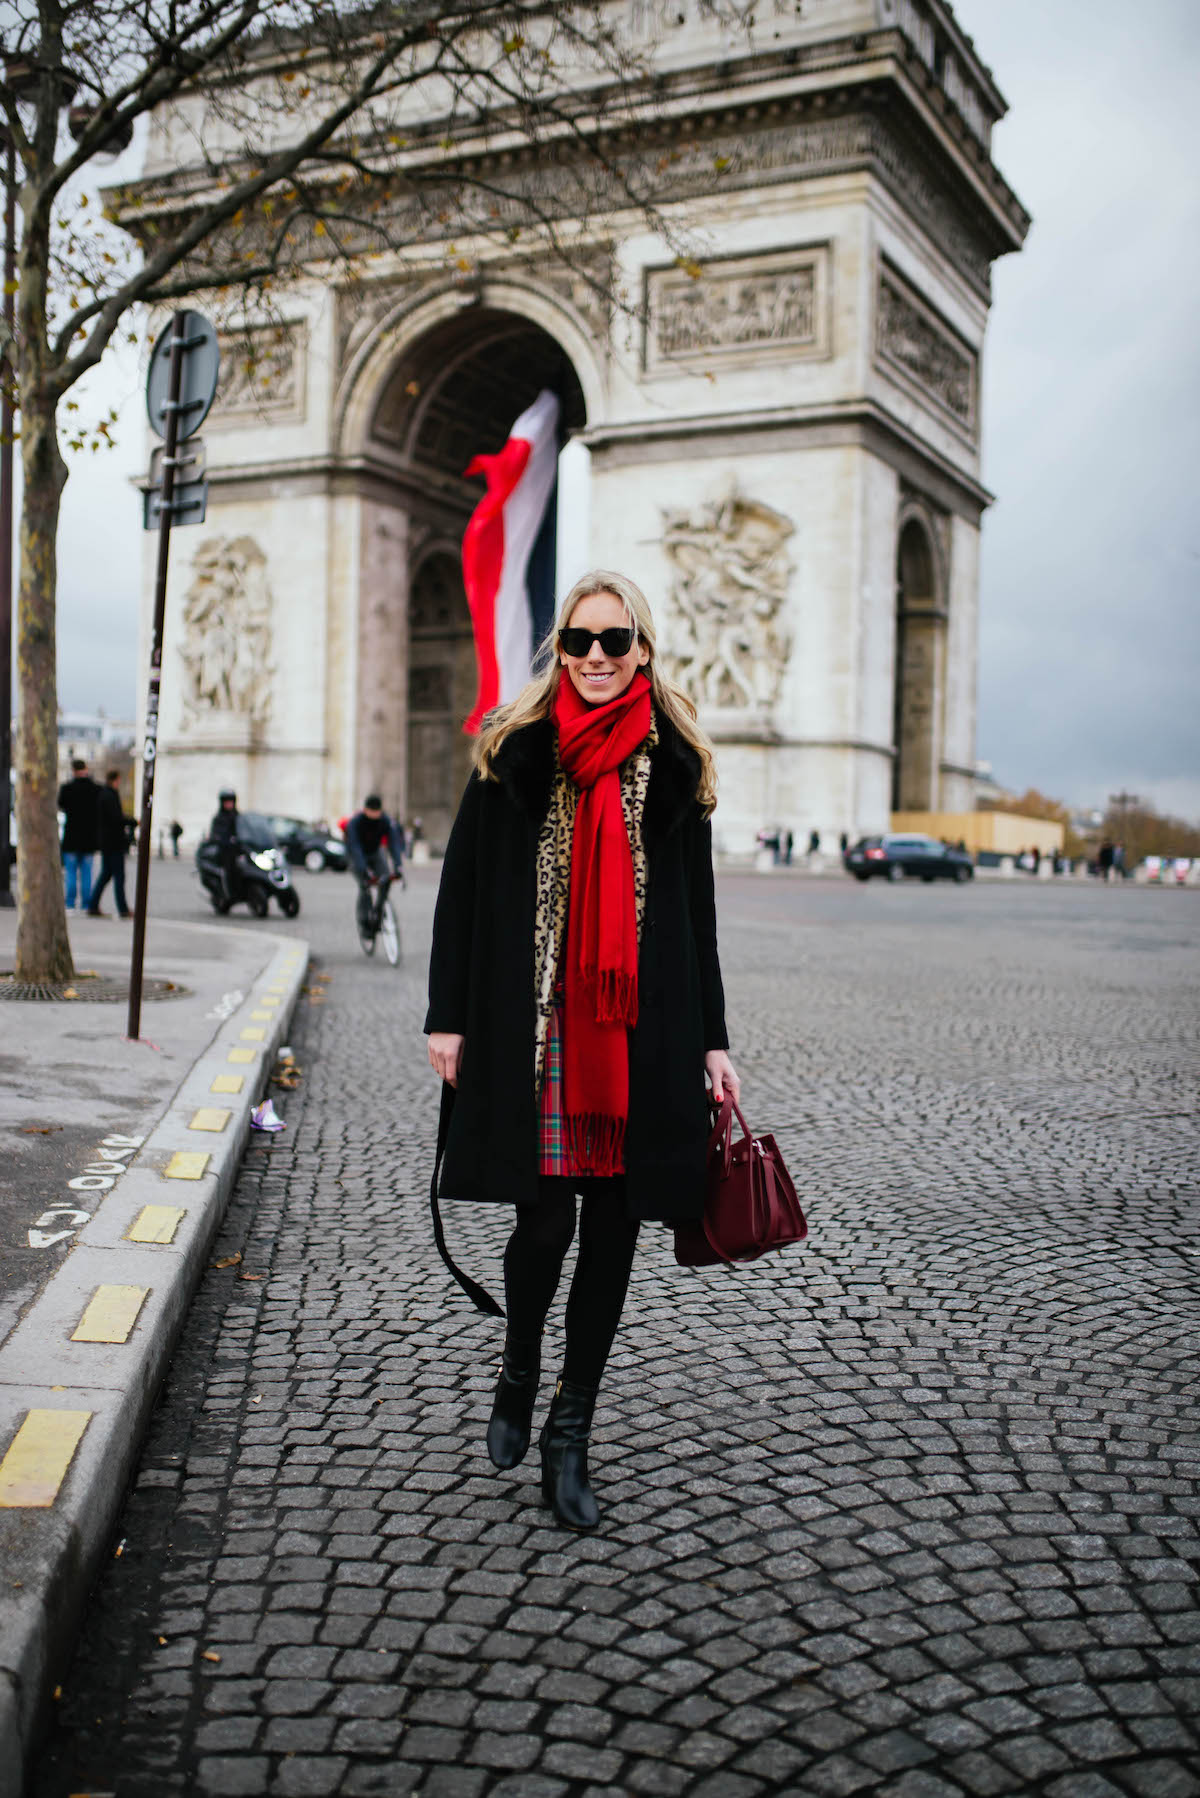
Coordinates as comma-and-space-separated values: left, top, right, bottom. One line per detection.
486, 1338, 541, 1470
539, 1378, 600, 1530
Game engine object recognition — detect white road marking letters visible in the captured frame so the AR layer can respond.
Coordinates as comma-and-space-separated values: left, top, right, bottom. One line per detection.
28, 1135, 146, 1249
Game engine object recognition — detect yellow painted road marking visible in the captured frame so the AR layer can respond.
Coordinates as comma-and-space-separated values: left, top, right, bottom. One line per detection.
0, 1410, 92, 1507
227, 1047, 256, 1064
249, 1011, 272, 1022
239, 1027, 266, 1043
164, 1151, 210, 1181
210, 1074, 244, 1095
257, 995, 281, 1007
127, 1206, 186, 1245
72, 1285, 150, 1344
189, 1108, 231, 1133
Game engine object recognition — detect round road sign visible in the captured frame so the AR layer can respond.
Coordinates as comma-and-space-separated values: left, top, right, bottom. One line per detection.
146, 311, 220, 440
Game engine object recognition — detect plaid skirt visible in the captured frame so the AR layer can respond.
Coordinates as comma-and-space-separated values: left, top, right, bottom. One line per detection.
537, 986, 626, 1177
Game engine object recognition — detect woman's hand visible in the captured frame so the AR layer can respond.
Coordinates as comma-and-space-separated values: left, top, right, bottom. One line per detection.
428, 1032, 465, 1088
705, 1050, 740, 1106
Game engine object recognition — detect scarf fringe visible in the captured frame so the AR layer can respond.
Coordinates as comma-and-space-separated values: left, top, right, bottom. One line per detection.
564, 1111, 626, 1179
586, 965, 639, 1028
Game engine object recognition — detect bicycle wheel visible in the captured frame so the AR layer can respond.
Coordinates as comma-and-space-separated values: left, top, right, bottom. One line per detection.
379, 900, 401, 966
357, 907, 377, 956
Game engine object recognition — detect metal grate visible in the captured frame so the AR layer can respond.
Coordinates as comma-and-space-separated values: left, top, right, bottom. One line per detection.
0, 972, 190, 1003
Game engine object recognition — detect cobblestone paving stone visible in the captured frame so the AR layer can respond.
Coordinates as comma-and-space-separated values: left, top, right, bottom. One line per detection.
33, 871, 1200, 1798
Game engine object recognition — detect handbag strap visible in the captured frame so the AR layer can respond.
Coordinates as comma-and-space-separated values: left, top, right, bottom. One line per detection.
430, 1083, 505, 1318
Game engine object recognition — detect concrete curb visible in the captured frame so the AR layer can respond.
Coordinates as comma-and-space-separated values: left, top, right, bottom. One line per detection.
0, 934, 310, 1798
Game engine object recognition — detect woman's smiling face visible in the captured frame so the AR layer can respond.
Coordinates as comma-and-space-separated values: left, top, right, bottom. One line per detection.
559, 589, 650, 706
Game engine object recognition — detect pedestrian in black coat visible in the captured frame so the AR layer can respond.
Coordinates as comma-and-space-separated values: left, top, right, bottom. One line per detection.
57, 758, 100, 911
88, 771, 131, 918
426, 570, 738, 1531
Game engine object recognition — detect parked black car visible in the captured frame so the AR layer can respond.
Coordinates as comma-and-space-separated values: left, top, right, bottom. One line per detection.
844, 833, 974, 883
262, 815, 348, 873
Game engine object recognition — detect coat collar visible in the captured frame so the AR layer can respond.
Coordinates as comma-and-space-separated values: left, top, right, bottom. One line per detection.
491, 706, 701, 849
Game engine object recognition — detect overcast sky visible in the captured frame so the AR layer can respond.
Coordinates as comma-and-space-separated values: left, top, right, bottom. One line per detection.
37, 0, 1200, 821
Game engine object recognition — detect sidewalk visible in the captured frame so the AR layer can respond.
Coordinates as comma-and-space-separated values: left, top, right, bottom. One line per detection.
0, 901, 310, 1797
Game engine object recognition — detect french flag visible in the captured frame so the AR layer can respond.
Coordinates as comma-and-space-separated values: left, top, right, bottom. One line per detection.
461, 388, 561, 734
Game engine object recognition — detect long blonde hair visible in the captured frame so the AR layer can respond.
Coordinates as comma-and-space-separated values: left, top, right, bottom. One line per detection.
474, 569, 718, 816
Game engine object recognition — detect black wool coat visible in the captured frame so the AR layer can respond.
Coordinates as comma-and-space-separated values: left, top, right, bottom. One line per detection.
425, 713, 729, 1225
57, 775, 100, 855
97, 784, 127, 856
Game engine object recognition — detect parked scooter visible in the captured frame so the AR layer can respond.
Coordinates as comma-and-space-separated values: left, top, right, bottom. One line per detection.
196, 814, 301, 918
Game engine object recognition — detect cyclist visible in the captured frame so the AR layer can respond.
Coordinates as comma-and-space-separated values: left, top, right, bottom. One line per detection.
346, 794, 405, 935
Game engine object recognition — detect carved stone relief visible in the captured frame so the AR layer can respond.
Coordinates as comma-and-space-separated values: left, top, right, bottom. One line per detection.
179, 536, 275, 724
214, 325, 306, 423
645, 247, 827, 372
660, 489, 794, 712
876, 266, 976, 432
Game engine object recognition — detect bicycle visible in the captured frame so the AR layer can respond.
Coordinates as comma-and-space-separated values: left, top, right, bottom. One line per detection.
357, 869, 402, 965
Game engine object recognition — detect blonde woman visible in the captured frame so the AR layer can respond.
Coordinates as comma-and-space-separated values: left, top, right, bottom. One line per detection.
426, 570, 739, 1530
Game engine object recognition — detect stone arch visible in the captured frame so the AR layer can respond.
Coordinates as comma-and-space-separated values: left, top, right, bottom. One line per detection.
339, 284, 595, 846
892, 504, 948, 814
335, 275, 607, 461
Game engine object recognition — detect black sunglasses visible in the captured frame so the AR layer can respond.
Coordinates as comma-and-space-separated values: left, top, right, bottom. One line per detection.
558, 625, 636, 658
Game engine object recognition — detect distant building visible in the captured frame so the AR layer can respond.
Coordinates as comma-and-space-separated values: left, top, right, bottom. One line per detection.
57, 711, 137, 795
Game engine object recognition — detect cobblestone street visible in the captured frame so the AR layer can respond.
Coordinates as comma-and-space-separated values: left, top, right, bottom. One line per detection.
33, 867, 1200, 1798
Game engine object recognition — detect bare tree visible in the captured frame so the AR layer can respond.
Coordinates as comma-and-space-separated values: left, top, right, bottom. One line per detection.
2, 0, 751, 981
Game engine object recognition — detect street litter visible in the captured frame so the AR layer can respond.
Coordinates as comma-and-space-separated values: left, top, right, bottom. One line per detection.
272, 1050, 302, 1089
251, 1099, 286, 1133
211, 1252, 242, 1270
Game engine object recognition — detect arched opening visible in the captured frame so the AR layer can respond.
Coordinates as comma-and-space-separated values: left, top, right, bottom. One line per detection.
358, 306, 588, 846
892, 515, 945, 814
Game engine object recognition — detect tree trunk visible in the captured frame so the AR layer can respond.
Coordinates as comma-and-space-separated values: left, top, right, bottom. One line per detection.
14, 392, 71, 983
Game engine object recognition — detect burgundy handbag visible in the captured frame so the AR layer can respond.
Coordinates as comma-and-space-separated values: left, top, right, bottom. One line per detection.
674, 1095, 807, 1267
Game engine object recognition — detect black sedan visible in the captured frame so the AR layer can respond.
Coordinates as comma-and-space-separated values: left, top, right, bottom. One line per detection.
262, 814, 348, 872
844, 833, 974, 883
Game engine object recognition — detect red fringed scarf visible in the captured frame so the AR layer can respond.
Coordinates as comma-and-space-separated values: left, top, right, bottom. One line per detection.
552, 669, 653, 1176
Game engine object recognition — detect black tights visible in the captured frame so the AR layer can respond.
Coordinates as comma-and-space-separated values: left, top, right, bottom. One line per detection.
503, 1177, 640, 1389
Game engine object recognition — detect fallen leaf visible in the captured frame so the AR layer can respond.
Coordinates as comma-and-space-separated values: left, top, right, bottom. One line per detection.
239, 1272, 263, 1282
62, 987, 78, 999
211, 1252, 242, 1269
201, 1650, 221, 1664
21, 1125, 61, 1134
157, 1636, 167, 1646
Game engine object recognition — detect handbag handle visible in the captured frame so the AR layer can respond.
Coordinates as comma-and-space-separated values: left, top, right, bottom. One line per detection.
707, 1093, 756, 1162
707, 1092, 734, 1178
703, 1093, 763, 1268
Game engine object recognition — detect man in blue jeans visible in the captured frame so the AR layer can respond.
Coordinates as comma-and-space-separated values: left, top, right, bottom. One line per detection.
57, 758, 100, 910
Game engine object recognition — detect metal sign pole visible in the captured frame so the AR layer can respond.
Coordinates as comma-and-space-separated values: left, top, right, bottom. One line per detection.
0, 133, 16, 909
127, 313, 186, 1040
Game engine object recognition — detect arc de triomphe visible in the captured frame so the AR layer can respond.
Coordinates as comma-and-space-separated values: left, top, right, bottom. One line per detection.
130, 0, 1028, 855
